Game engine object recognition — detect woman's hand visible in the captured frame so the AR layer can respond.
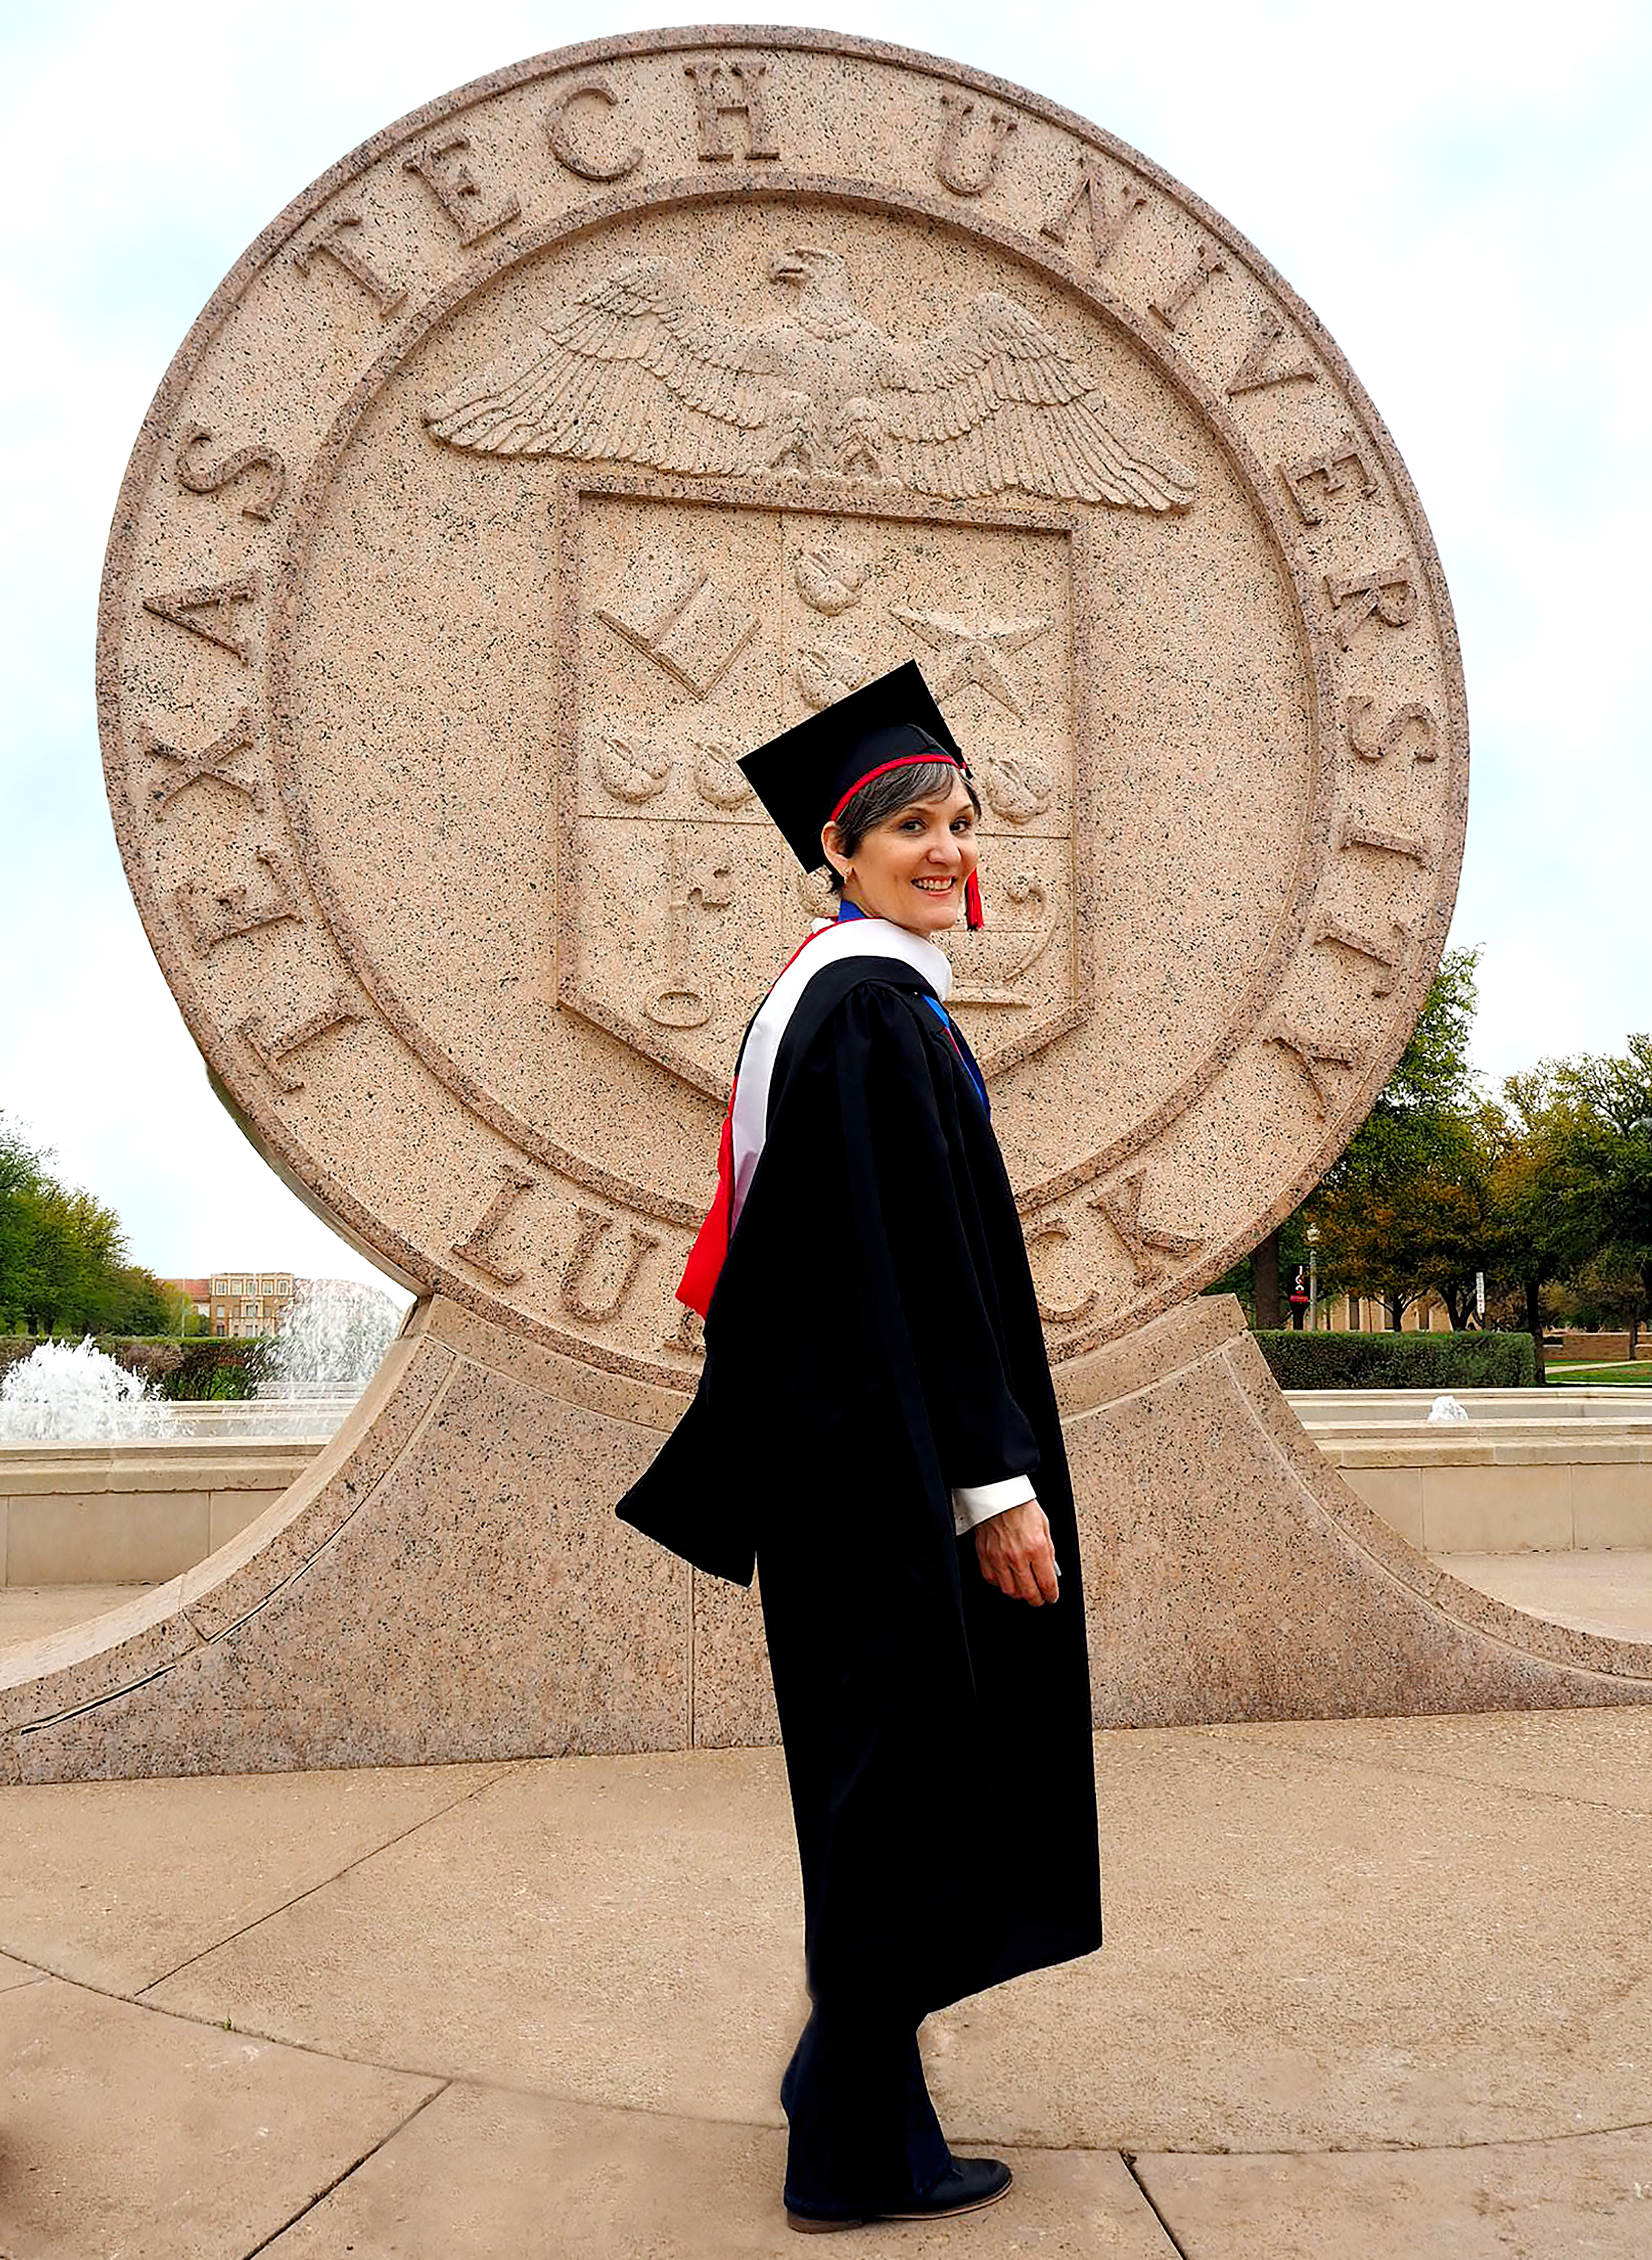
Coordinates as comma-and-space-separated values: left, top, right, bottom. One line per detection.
974, 1499, 1060, 1605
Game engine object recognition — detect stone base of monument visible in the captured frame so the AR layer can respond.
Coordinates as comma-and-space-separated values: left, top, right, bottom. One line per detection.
4, 1296, 1649, 1783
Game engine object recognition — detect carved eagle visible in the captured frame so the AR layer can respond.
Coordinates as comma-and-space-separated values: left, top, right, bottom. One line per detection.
425, 244, 1196, 513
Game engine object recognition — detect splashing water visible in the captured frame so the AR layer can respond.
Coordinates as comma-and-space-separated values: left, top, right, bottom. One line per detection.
258, 1278, 402, 1400
0, 1282, 405, 1443
0, 1338, 174, 1442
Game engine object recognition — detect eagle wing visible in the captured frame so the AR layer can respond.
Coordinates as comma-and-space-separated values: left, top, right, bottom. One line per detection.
877, 291, 1196, 512
424, 259, 789, 475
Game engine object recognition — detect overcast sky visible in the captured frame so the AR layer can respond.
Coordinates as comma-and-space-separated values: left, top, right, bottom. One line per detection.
1, 0, 1646, 1293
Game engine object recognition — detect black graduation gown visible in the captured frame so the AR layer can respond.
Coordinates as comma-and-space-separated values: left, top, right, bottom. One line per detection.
617, 954, 1102, 2017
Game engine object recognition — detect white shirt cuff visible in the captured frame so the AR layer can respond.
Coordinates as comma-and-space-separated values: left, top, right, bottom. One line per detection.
950, 1472, 1037, 1536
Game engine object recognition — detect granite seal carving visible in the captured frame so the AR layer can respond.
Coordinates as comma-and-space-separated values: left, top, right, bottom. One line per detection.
7, 1298, 1650, 1783
96, 26, 1468, 1384
48, 32, 1650, 1784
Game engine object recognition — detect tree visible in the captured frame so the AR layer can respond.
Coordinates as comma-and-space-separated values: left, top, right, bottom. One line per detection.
1550, 1033, 1652, 1350
0, 1111, 178, 1337
101, 1265, 176, 1338
18, 1181, 125, 1334
1251, 1226, 1282, 1327
1225, 978, 1645, 1378
1306, 948, 1486, 1329
0, 1115, 49, 1328
1209, 1208, 1317, 1326
1556, 1254, 1647, 1348
153, 1278, 206, 1337
1481, 1068, 1597, 1381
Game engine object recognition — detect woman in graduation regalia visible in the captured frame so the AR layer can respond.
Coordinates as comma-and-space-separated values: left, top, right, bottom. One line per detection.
617, 662, 1101, 2233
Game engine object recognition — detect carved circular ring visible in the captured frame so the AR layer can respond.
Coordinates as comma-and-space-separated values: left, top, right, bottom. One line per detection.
98, 28, 1467, 1385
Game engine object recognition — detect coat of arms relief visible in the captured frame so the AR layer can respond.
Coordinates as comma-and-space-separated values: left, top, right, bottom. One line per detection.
425, 246, 1199, 1093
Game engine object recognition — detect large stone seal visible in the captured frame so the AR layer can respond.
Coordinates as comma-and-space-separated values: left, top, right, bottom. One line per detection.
98, 26, 1465, 1382
21, 29, 1641, 1789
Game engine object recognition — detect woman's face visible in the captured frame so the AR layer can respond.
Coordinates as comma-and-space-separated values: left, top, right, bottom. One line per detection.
822, 777, 980, 936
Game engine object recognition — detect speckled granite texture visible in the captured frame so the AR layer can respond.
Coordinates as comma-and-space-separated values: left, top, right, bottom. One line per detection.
5, 1298, 1647, 1783
46, 30, 1641, 1779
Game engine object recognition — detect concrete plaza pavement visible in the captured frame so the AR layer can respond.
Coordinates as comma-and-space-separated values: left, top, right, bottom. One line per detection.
1433, 1550, 1652, 1643
2, 1695, 1651, 2256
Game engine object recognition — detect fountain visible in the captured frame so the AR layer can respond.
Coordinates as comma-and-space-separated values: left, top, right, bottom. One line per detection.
0, 1338, 173, 1442
258, 1278, 401, 1402
0, 1282, 410, 1602
0, 1279, 404, 1452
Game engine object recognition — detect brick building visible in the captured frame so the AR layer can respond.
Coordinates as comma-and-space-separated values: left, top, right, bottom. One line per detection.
201, 1269, 297, 1337
1319, 1291, 1454, 1332
160, 1278, 213, 1326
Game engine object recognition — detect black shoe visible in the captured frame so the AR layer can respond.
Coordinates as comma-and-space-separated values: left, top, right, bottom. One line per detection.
787, 2157, 1013, 2233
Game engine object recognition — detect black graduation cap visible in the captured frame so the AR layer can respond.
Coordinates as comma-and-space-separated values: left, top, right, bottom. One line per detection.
738, 660, 967, 875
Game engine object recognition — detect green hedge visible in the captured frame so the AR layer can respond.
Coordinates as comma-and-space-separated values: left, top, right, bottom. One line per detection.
0, 1334, 268, 1398
1253, 1329, 1537, 1390
157, 1339, 268, 1400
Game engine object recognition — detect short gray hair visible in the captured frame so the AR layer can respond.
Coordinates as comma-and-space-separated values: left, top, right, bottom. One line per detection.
822, 759, 980, 889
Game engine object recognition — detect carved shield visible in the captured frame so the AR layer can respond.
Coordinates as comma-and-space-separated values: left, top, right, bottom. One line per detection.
557, 478, 1092, 1096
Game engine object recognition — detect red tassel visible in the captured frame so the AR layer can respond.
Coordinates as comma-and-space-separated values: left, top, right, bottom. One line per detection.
964, 869, 984, 930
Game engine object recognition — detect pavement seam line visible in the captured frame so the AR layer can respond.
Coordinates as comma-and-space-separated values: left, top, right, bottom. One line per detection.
8, 1966, 1652, 2161
1124, 2119, 1652, 2160
130, 1758, 527, 1998
1120, 2152, 1193, 2256
235, 2077, 450, 2258
1220, 1726, 1652, 1820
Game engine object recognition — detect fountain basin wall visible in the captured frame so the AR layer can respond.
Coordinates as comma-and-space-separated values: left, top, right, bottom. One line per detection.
1292, 1389, 1652, 1426
2, 1396, 1649, 1586
1320, 1441, 1652, 1553
1, 1441, 322, 1584
1292, 1391, 1652, 1553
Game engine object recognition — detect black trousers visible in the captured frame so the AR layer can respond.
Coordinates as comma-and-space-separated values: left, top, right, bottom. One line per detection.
779, 2001, 952, 2218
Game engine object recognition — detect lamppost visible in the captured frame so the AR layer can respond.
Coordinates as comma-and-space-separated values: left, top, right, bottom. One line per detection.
1305, 1222, 1320, 1332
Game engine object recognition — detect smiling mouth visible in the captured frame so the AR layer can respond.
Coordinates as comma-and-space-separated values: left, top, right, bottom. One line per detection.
913, 877, 955, 892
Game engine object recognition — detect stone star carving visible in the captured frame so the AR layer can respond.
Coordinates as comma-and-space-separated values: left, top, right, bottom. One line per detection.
887, 607, 1052, 718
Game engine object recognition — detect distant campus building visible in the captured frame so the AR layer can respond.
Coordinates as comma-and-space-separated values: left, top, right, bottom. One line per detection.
164, 1278, 212, 1325
162, 1271, 296, 1337
1320, 1293, 1452, 1333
